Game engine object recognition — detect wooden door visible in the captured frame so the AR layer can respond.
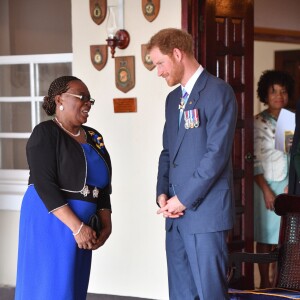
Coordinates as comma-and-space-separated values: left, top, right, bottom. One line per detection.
275, 50, 300, 111
182, 0, 255, 288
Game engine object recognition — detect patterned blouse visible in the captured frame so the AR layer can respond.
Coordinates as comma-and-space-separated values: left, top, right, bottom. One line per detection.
253, 109, 289, 182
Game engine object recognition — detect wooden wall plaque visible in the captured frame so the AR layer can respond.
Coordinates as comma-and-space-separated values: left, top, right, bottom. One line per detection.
90, 0, 107, 25
113, 98, 137, 113
115, 56, 135, 93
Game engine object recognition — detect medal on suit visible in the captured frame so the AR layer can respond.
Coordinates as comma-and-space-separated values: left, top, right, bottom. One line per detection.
178, 100, 185, 111
184, 109, 200, 129
184, 111, 190, 129
194, 109, 200, 127
189, 110, 195, 128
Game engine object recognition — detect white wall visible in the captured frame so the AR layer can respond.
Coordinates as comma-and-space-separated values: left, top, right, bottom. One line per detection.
71, 1, 181, 299
254, 41, 300, 115
0, 1, 181, 299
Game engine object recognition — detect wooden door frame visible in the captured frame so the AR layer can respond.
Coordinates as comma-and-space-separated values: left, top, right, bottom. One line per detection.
254, 27, 300, 44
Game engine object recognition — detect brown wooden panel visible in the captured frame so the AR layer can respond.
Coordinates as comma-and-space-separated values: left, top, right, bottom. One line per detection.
255, 27, 300, 44
275, 50, 300, 111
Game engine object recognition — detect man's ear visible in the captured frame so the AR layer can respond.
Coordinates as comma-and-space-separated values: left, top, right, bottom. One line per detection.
173, 48, 183, 62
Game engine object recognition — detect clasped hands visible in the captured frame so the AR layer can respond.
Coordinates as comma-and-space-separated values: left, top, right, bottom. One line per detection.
74, 225, 111, 250
157, 194, 186, 218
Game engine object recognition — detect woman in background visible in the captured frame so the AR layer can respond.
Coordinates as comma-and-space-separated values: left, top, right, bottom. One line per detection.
254, 70, 294, 288
15, 76, 112, 299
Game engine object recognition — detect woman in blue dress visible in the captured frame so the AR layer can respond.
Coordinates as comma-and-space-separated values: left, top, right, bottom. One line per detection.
254, 70, 294, 288
15, 76, 112, 300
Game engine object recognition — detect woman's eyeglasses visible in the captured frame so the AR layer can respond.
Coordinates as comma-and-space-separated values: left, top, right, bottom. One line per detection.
63, 93, 95, 105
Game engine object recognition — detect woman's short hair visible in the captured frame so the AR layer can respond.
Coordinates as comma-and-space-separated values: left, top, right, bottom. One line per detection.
42, 76, 81, 116
257, 70, 295, 104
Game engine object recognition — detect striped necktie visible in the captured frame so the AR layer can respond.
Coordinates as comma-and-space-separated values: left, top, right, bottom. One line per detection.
179, 89, 189, 126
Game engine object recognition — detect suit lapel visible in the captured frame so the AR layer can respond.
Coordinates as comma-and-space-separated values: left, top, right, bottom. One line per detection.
170, 89, 182, 133
171, 70, 209, 162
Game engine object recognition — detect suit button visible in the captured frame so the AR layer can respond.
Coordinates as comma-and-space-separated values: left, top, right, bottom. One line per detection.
173, 163, 178, 168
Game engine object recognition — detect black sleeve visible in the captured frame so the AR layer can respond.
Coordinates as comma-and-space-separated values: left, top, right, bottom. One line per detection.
97, 132, 112, 211
97, 189, 111, 211
27, 123, 67, 212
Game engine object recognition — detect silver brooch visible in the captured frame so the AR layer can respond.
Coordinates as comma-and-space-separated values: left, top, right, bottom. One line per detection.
81, 185, 90, 197
93, 187, 99, 198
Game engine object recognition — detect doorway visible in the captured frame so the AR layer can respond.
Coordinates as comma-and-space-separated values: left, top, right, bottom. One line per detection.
182, 0, 255, 288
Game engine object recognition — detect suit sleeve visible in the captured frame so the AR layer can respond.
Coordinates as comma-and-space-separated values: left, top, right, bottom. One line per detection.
156, 96, 171, 198
177, 82, 237, 210
294, 140, 300, 178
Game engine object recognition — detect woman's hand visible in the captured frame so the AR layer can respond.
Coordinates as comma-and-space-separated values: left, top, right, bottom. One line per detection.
73, 224, 97, 249
254, 174, 276, 210
52, 205, 97, 249
52, 204, 111, 250
91, 209, 112, 250
263, 188, 276, 210
91, 226, 112, 250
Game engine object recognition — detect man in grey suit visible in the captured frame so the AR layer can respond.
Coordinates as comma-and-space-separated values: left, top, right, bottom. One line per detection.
147, 28, 237, 300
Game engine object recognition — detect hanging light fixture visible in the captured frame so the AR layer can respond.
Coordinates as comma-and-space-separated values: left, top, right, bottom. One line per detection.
106, 4, 130, 58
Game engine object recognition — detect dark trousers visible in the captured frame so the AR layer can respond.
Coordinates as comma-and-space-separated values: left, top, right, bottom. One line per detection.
166, 224, 229, 300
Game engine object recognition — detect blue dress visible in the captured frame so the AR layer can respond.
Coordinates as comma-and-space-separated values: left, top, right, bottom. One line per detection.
15, 143, 109, 300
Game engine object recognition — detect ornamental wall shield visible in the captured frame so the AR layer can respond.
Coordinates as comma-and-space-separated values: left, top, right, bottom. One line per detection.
115, 56, 135, 93
141, 44, 155, 71
142, 0, 160, 22
90, 0, 107, 25
90, 45, 108, 71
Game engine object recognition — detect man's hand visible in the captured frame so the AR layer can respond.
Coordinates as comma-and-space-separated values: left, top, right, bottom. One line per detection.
157, 194, 168, 208
157, 195, 186, 218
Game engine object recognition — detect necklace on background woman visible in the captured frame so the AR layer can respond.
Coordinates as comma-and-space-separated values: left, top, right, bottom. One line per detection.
54, 117, 81, 137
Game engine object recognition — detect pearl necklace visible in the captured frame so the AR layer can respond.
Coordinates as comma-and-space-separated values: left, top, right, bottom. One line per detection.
54, 117, 81, 137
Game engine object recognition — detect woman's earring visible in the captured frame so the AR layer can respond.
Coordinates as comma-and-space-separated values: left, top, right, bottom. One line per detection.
59, 105, 64, 111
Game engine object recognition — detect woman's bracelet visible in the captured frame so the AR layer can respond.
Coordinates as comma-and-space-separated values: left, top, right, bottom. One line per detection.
98, 208, 112, 213
73, 222, 84, 236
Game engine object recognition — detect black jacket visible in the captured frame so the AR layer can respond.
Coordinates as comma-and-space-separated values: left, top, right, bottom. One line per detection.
27, 120, 112, 212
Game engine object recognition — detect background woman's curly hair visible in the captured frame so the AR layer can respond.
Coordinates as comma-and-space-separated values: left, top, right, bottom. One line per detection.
257, 70, 295, 104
